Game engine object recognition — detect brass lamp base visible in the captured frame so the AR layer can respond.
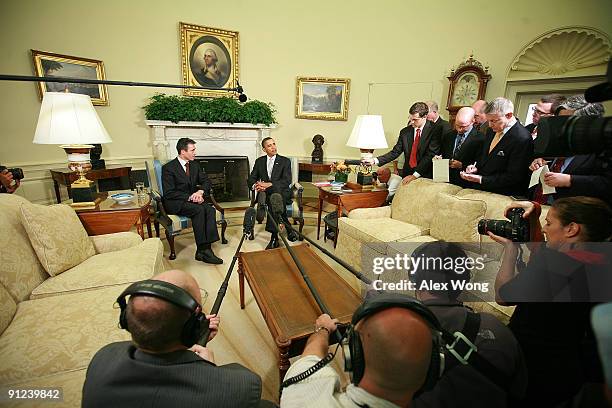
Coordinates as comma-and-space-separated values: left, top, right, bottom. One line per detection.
61, 144, 96, 203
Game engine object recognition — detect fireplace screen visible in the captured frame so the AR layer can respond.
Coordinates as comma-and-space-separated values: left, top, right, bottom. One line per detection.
197, 156, 250, 202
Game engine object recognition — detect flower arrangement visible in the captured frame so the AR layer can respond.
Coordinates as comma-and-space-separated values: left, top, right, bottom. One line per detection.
330, 160, 352, 183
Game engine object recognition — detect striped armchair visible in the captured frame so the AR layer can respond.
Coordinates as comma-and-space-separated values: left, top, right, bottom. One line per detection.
145, 160, 227, 260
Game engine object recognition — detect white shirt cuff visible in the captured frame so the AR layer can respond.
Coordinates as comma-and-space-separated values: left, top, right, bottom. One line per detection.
412, 172, 421, 178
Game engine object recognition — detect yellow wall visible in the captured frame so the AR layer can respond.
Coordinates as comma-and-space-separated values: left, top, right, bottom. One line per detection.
1, 0, 611, 200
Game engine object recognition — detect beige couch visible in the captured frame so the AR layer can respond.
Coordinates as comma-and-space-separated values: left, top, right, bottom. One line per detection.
0, 194, 165, 406
336, 178, 548, 316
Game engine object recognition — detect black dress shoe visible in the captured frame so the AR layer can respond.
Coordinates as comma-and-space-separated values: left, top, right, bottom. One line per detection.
265, 236, 279, 250
195, 248, 223, 264
286, 226, 299, 242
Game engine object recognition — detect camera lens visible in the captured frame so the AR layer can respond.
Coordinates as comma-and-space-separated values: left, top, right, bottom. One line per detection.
478, 219, 512, 238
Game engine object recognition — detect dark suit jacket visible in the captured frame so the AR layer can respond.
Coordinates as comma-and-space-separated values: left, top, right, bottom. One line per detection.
247, 154, 292, 204
471, 121, 533, 196
552, 154, 612, 204
82, 342, 263, 408
162, 158, 212, 215
432, 117, 452, 136
440, 127, 485, 186
377, 121, 441, 178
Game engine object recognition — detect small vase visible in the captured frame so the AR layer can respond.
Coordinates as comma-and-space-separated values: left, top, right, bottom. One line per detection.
334, 172, 348, 183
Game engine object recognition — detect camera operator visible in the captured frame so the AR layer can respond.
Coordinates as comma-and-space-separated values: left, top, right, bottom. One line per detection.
529, 95, 610, 205
488, 197, 612, 407
0, 165, 21, 194
82, 269, 270, 408
410, 241, 527, 408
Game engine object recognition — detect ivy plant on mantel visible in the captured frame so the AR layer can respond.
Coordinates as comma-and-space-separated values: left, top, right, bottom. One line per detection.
143, 94, 277, 126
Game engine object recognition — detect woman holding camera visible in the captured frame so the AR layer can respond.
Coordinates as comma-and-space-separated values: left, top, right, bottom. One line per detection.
488, 196, 612, 407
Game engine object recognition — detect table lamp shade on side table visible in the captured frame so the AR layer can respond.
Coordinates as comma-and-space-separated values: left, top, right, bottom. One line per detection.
33, 92, 112, 204
346, 114, 388, 185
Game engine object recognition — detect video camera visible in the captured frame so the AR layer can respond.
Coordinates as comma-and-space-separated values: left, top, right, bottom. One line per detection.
0, 165, 24, 181
534, 59, 612, 158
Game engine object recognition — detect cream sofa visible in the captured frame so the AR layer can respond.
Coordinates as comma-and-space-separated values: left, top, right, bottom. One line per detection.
0, 194, 165, 406
336, 178, 548, 317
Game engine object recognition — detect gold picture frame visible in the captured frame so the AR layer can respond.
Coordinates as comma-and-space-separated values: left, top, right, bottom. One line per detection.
31, 50, 109, 106
180, 22, 239, 98
295, 77, 350, 121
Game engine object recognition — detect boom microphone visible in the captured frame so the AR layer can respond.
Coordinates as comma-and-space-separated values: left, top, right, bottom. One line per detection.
198, 207, 255, 346
270, 192, 286, 232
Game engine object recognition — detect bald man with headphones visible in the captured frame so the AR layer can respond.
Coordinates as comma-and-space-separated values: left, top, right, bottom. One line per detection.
280, 293, 440, 407
82, 270, 270, 408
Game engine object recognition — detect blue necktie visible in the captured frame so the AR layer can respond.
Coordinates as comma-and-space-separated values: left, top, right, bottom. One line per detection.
453, 134, 465, 156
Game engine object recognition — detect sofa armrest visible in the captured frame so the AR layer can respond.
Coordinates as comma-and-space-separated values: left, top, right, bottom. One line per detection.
90, 231, 143, 254
348, 206, 392, 219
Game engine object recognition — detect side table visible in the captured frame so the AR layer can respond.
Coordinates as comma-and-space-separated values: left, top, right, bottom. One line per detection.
67, 191, 152, 239
50, 166, 132, 204
316, 185, 388, 247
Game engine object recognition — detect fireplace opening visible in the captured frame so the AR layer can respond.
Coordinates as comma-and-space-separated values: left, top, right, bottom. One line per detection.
197, 156, 250, 202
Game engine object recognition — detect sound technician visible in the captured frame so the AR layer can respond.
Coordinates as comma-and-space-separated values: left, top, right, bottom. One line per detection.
280, 293, 436, 407
82, 269, 268, 408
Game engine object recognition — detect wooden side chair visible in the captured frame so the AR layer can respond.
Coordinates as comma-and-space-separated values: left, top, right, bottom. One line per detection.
145, 160, 227, 260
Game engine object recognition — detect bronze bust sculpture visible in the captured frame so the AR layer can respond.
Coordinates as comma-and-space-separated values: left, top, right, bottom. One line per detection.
311, 134, 324, 163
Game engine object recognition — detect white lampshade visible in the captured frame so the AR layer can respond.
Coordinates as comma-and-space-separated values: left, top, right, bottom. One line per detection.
33, 92, 112, 145
346, 115, 388, 149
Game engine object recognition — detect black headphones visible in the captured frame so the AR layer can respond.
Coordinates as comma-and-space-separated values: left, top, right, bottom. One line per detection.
117, 280, 206, 347
343, 292, 444, 391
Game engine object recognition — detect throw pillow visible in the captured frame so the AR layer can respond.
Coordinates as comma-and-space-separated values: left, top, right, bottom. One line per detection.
19, 202, 96, 276
430, 193, 486, 244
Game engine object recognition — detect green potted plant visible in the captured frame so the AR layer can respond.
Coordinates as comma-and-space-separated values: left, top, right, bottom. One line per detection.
331, 160, 352, 183
143, 94, 277, 125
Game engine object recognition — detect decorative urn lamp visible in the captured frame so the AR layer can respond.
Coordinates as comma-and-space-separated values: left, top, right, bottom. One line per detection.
345, 115, 388, 185
33, 92, 112, 205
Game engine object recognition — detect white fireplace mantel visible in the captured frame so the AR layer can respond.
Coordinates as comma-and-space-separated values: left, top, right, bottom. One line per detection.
146, 120, 277, 170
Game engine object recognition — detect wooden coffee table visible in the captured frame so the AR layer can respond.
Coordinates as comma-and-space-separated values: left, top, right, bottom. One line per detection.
66, 191, 152, 239
238, 244, 362, 381
317, 184, 388, 247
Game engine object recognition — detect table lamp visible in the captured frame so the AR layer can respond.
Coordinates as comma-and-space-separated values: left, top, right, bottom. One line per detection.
33, 92, 112, 204
345, 115, 388, 185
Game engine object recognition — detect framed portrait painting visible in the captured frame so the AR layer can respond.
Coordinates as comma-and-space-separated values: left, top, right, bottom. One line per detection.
31, 50, 109, 106
180, 22, 239, 98
295, 77, 350, 121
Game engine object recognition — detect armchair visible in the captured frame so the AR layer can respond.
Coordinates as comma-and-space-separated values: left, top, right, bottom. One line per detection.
249, 184, 305, 238
145, 160, 227, 260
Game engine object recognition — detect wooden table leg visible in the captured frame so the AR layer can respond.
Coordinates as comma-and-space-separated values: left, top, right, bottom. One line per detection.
146, 218, 152, 238
317, 195, 323, 240
334, 201, 342, 248
238, 257, 245, 309
276, 336, 291, 384
154, 221, 160, 237
136, 219, 144, 239
53, 179, 61, 204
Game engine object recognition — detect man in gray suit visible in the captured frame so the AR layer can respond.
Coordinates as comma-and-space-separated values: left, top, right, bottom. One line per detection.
82, 270, 270, 408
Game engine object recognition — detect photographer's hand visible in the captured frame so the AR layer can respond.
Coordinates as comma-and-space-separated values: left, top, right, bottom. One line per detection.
189, 344, 215, 363
504, 201, 535, 219
0, 170, 13, 189
205, 314, 220, 342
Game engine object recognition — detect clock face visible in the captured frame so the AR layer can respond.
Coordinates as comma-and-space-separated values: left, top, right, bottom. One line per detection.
451, 72, 479, 106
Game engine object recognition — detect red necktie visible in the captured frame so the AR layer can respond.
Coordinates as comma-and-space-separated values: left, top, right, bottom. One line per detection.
533, 157, 565, 204
409, 128, 421, 168
185, 162, 190, 177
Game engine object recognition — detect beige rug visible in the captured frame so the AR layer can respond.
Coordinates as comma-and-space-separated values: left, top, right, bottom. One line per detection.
159, 216, 356, 402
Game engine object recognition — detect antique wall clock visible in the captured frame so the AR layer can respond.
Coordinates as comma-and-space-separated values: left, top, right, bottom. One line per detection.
446, 55, 491, 124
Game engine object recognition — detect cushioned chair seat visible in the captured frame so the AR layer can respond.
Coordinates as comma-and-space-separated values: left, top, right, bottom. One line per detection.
340, 217, 428, 243
9, 369, 86, 407
30, 238, 163, 299
0, 286, 132, 385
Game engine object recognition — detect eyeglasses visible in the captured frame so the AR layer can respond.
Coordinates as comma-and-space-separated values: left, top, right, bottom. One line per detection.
531, 106, 552, 116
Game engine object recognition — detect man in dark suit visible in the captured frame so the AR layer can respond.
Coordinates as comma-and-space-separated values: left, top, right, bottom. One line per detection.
247, 137, 295, 249
162, 138, 222, 264
426, 100, 452, 135
472, 100, 490, 135
367, 102, 441, 184
525, 94, 565, 139
82, 269, 268, 408
461, 97, 533, 196
439, 107, 485, 187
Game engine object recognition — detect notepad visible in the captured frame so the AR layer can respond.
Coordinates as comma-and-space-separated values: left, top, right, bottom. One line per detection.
529, 165, 556, 194
432, 158, 449, 183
